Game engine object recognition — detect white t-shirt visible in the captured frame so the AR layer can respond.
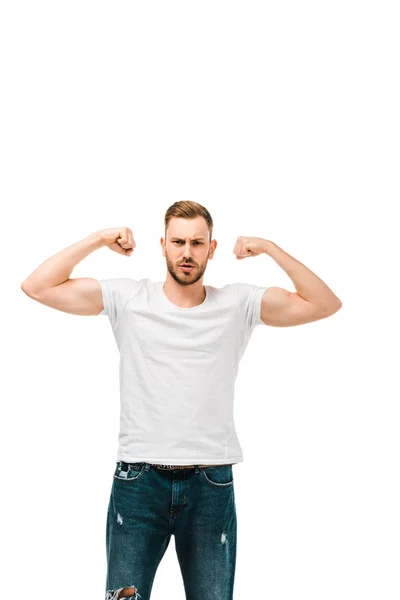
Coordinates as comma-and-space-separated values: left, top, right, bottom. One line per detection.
98, 278, 268, 465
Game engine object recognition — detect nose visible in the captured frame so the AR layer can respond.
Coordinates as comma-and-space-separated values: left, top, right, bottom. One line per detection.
183, 242, 193, 257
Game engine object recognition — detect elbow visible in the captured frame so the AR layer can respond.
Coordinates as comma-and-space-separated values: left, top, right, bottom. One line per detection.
334, 296, 343, 309
318, 298, 342, 318
21, 280, 37, 298
328, 291, 342, 311
329, 299, 342, 315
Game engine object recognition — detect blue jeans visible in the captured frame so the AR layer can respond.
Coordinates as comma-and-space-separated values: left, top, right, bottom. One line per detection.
106, 461, 237, 600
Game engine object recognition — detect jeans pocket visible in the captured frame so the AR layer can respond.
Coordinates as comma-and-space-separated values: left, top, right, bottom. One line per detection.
201, 465, 234, 487
113, 461, 146, 482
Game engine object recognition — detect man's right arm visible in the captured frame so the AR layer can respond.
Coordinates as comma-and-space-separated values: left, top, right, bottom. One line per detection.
20, 228, 135, 316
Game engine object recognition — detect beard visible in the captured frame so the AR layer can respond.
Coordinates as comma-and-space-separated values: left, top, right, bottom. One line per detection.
165, 254, 208, 286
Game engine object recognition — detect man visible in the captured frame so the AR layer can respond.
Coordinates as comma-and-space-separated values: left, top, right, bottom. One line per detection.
21, 200, 342, 600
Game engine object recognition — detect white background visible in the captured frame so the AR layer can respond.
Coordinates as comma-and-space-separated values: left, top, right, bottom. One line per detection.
1, 1, 399, 599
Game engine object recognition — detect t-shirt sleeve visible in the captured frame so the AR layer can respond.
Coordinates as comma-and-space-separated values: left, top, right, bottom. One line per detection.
237, 282, 269, 332
97, 277, 142, 330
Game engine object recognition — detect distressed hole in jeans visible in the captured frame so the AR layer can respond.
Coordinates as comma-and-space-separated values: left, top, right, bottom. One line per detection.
106, 586, 141, 599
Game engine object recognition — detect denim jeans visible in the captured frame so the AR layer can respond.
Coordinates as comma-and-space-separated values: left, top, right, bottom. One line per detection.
106, 461, 237, 600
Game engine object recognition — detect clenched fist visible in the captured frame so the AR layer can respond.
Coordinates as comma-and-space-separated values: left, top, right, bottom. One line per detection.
95, 227, 136, 256
233, 236, 268, 259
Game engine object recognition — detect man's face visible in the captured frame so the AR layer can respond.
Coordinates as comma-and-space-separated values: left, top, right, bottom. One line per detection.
161, 216, 217, 286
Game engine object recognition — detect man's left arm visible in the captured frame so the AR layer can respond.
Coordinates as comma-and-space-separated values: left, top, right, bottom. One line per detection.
233, 236, 342, 327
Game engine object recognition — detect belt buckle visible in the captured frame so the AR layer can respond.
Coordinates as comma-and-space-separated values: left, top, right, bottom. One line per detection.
152, 463, 194, 470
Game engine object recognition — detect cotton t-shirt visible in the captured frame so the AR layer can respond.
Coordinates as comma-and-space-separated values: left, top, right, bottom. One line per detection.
98, 278, 268, 465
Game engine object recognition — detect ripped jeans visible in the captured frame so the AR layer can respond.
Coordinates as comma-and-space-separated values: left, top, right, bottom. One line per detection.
106, 461, 237, 600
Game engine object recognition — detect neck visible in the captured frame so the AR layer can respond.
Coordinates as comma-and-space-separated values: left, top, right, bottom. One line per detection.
163, 277, 206, 308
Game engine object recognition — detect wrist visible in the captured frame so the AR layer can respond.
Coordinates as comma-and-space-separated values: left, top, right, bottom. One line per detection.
263, 240, 274, 255
87, 232, 106, 249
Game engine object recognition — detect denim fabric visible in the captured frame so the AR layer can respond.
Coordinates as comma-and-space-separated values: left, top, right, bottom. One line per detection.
106, 461, 237, 600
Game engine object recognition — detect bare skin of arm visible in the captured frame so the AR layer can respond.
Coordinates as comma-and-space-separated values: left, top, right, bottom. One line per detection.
232, 236, 342, 327
22, 232, 138, 597
20, 228, 136, 316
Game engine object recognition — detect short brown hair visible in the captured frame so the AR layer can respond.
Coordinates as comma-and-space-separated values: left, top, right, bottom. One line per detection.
164, 200, 213, 242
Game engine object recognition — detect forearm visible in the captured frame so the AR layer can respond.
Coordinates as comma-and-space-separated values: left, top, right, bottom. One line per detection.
21, 232, 105, 295
264, 240, 342, 307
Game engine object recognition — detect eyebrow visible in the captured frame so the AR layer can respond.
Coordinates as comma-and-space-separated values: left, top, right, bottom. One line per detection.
170, 237, 206, 241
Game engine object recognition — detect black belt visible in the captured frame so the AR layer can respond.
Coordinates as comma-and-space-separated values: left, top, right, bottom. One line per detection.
150, 463, 229, 470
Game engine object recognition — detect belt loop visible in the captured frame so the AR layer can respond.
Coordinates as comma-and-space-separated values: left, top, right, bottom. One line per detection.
194, 465, 200, 473
144, 463, 150, 471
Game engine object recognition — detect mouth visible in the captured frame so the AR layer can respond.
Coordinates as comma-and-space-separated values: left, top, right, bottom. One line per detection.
179, 264, 195, 273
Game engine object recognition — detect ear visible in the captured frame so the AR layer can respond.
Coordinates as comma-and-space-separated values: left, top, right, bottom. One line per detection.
209, 239, 217, 259
160, 237, 166, 256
